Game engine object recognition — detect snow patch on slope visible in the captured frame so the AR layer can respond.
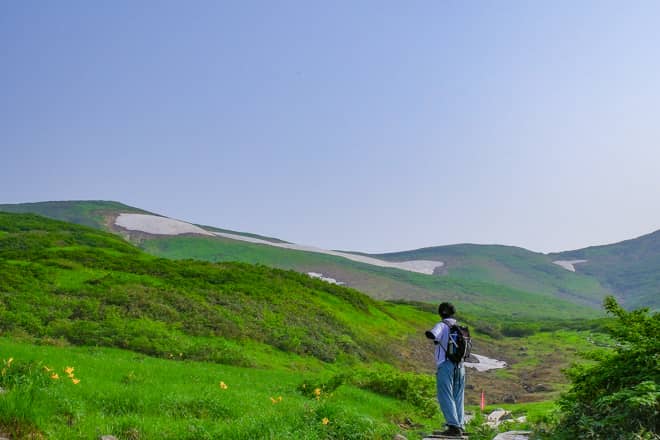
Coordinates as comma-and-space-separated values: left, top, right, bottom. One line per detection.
308, 272, 345, 285
553, 259, 588, 272
212, 230, 444, 275
113, 213, 445, 275
115, 213, 214, 236
465, 354, 507, 372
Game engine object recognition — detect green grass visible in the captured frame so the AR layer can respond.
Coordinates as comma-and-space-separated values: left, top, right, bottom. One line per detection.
139, 235, 602, 320
0, 200, 150, 230
1, 337, 584, 440
552, 229, 660, 310
0, 201, 615, 317
0, 338, 431, 439
0, 212, 434, 367
370, 244, 611, 307
0, 210, 624, 438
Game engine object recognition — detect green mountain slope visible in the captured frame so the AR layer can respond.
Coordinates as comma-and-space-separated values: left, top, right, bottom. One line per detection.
551, 230, 660, 310
0, 212, 428, 367
0, 200, 152, 229
0, 201, 607, 318
364, 244, 611, 308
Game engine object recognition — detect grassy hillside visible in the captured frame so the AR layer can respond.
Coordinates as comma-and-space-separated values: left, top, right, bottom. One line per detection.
1, 331, 613, 440
552, 230, 660, 310
0, 200, 151, 230
364, 244, 611, 308
0, 212, 619, 438
139, 235, 600, 320
0, 212, 426, 367
0, 201, 604, 319
0, 338, 425, 439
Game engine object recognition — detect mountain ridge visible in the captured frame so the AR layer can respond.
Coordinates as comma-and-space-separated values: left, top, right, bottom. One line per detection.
1, 200, 656, 310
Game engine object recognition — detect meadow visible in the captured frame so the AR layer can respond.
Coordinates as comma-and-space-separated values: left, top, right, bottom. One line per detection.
2, 212, 645, 439
1, 337, 569, 440
0, 338, 419, 439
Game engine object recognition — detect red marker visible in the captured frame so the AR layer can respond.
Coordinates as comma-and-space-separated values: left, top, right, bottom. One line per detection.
480, 390, 485, 411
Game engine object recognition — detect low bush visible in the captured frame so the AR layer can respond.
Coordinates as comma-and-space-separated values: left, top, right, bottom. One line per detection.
547, 296, 659, 439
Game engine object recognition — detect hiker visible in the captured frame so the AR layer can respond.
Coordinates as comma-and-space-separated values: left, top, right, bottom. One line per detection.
425, 302, 467, 437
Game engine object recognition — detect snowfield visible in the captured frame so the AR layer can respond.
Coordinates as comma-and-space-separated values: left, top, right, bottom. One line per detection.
211, 230, 444, 274
115, 213, 214, 236
465, 354, 507, 372
553, 259, 588, 272
307, 272, 345, 285
113, 213, 444, 275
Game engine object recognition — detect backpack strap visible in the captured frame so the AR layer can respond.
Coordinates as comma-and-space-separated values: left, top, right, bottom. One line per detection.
437, 320, 453, 355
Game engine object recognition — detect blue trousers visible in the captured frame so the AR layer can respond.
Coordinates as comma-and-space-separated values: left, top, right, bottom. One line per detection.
436, 361, 465, 428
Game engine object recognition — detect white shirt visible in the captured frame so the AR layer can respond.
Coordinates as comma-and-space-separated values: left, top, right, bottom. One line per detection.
429, 318, 456, 366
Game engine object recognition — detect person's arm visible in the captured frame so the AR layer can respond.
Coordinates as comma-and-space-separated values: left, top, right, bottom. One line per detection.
426, 322, 444, 344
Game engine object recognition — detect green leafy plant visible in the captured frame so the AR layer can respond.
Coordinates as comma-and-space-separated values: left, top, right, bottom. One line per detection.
549, 296, 660, 439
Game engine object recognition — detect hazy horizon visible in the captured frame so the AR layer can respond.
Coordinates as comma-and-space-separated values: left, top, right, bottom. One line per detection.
3, 1, 659, 254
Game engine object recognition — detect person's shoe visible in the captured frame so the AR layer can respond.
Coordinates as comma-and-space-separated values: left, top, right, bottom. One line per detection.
436, 425, 463, 437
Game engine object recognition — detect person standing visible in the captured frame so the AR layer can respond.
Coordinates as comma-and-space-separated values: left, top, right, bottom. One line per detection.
425, 302, 466, 437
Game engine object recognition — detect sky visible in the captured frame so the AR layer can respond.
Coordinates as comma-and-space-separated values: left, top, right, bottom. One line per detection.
2, 1, 659, 254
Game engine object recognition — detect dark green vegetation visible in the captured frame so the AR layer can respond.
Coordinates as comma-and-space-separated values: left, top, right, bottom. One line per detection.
548, 297, 659, 439
552, 230, 660, 310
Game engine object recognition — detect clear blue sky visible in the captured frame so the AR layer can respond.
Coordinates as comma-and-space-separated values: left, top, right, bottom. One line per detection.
2, 1, 659, 253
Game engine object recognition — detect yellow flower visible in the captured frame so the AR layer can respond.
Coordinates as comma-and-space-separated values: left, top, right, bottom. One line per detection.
219, 381, 228, 390
314, 388, 321, 397
50, 373, 60, 380
322, 417, 330, 425
71, 378, 80, 385
270, 397, 278, 404
64, 366, 74, 375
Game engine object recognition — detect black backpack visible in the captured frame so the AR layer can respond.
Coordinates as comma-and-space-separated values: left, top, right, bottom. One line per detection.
443, 320, 472, 364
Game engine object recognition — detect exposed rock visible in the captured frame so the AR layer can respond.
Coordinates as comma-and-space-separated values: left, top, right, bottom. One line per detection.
99, 436, 119, 440
397, 417, 423, 430
502, 394, 517, 403
500, 412, 514, 421
487, 408, 511, 427
531, 383, 552, 392
393, 434, 408, 440
426, 432, 468, 439
492, 430, 532, 440
466, 354, 480, 363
